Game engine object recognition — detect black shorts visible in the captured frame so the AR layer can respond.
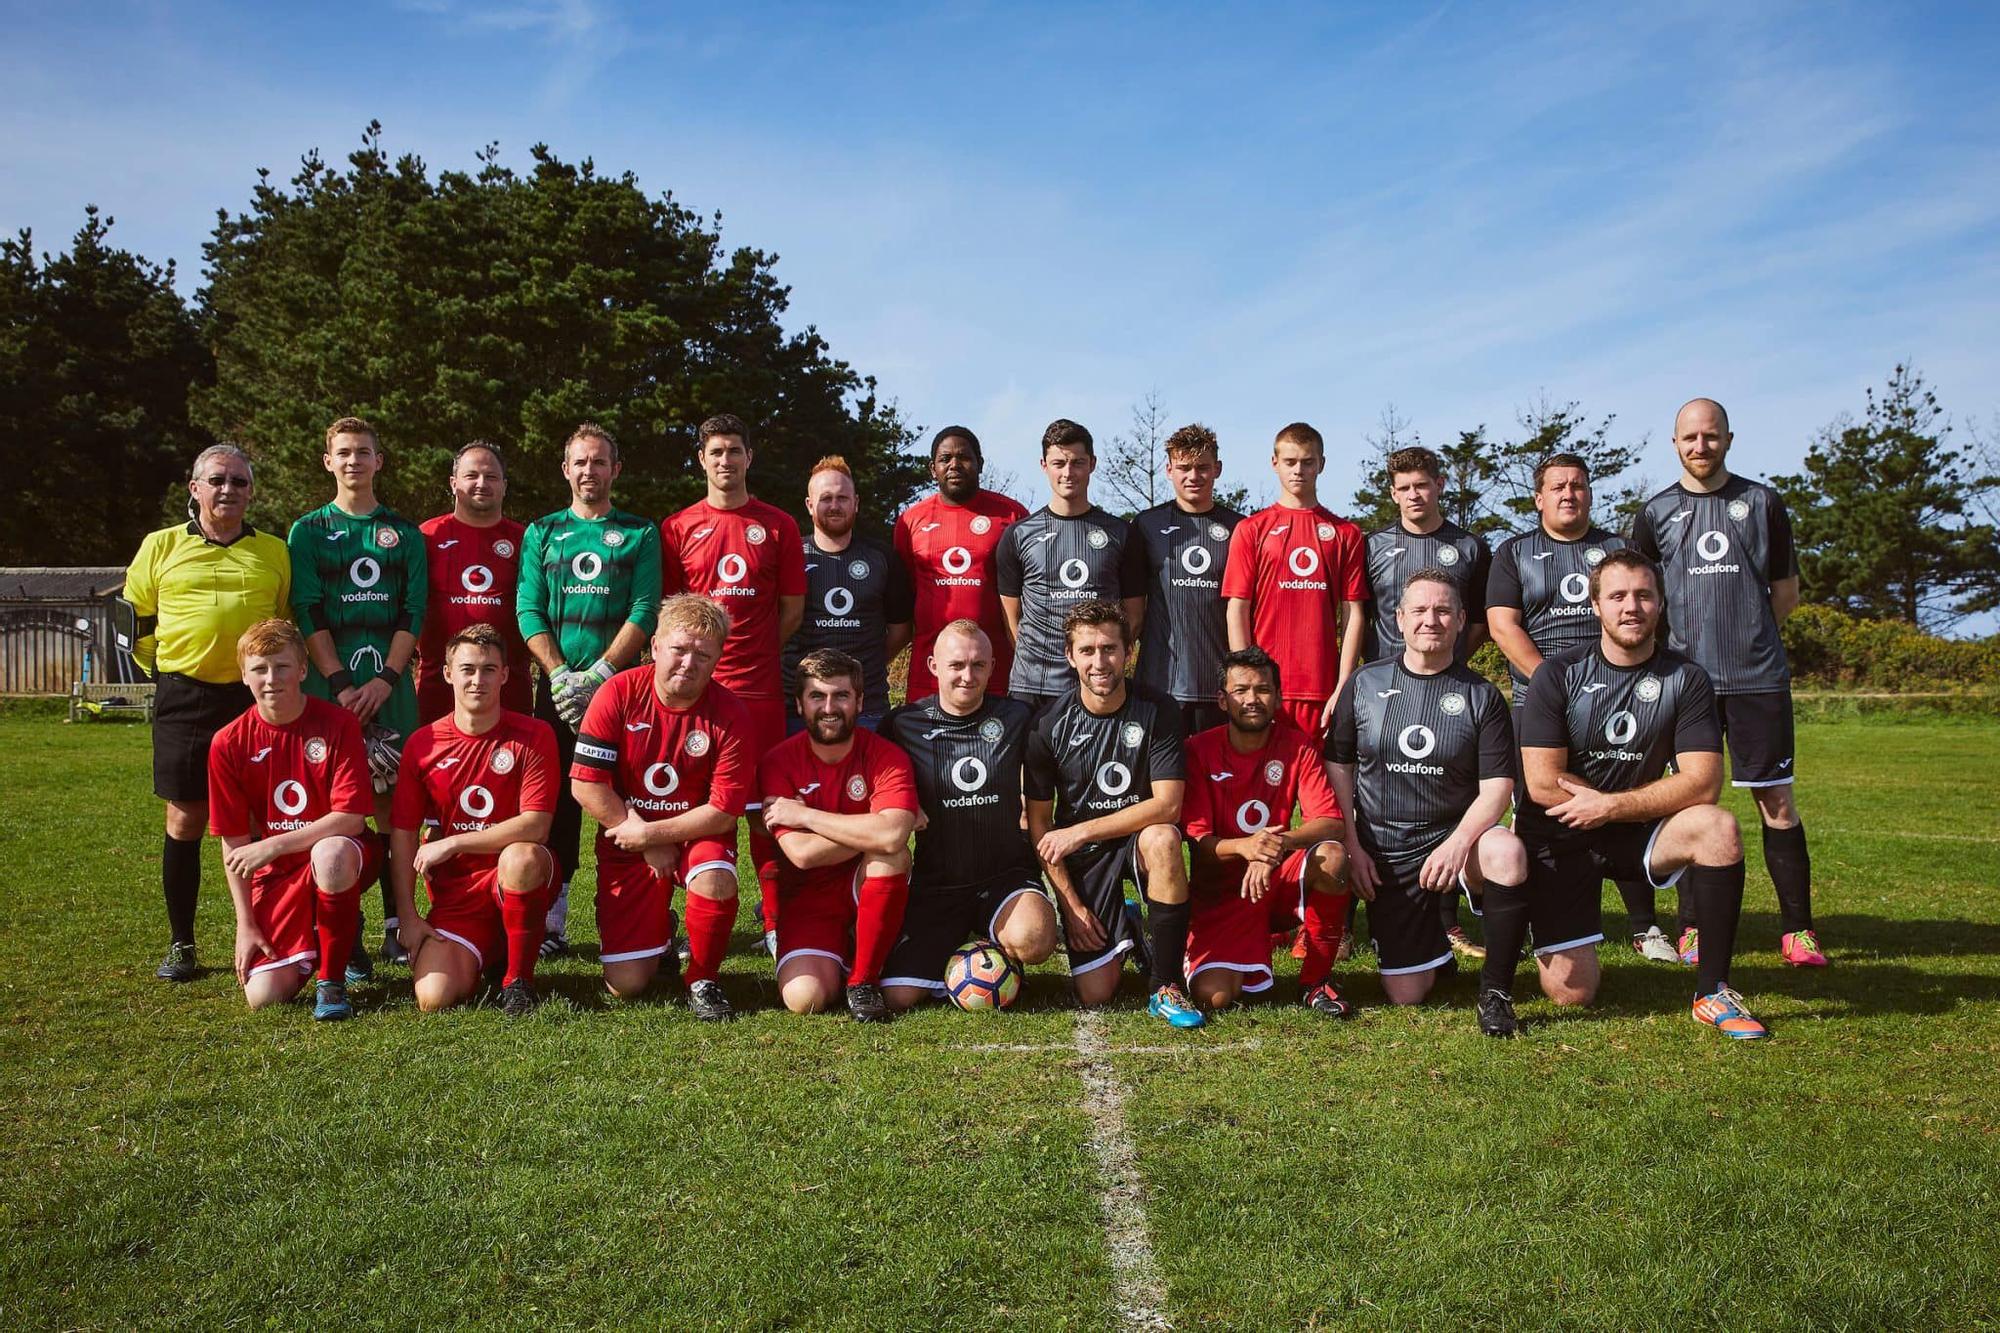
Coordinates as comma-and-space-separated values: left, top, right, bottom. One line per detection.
1524, 822, 1680, 956
1363, 844, 1474, 975
1174, 700, 1227, 739
880, 870, 1049, 993
1061, 837, 1149, 979
1717, 691, 1796, 788
152, 672, 252, 802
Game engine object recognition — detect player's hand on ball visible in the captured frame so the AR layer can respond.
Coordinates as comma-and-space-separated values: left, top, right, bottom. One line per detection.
234, 923, 275, 983
224, 839, 277, 879
1058, 895, 1107, 952
1241, 858, 1273, 902
1345, 837, 1379, 901
413, 836, 458, 875
1550, 777, 1615, 830
398, 914, 439, 956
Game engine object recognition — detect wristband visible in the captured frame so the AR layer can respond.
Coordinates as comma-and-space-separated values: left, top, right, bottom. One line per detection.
328, 669, 355, 694
378, 662, 402, 686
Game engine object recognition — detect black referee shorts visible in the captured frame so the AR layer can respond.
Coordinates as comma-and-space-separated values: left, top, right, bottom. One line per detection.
152, 672, 252, 802
1717, 690, 1797, 788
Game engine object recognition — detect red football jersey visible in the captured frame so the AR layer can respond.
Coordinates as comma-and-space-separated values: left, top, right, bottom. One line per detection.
413, 514, 532, 708
757, 729, 919, 884
659, 497, 807, 700
571, 666, 755, 867
1220, 503, 1367, 702
207, 696, 374, 876
391, 710, 560, 896
893, 489, 1029, 698
1182, 720, 1342, 888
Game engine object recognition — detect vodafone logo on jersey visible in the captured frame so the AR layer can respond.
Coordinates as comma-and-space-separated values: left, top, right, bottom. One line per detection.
824, 586, 855, 617
717, 553, 749, 585
1058, 558, 1090, 589
1560, 572, 1591, 603
350, 556, 382, 588
1604, 710, 1638, 745
1180, 544, 1213, 576
1096, 761, 1133, 796
1688, 529, 1742, 575
273, 779, 309, 816
571, 551, 604, 581
951, 757, 987, 792
461, 564, 495, 594
1236, 799, 1272, 832
459, 784, 495, 819
644, 763, 680, 796
941, 546, 974, 576
1387, 724, 1444, 777
1287, 546, 1321, 578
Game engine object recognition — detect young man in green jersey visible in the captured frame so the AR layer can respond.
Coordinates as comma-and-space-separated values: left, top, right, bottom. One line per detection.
516, 423, 663, 956
287, 416, 429, 972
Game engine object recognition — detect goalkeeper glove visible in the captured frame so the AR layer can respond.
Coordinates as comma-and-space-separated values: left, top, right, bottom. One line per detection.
362, 723, 404, 795
556, 658, 616, 726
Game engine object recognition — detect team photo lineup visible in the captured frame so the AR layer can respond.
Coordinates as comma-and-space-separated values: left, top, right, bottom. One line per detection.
132, 397, 1823, 1040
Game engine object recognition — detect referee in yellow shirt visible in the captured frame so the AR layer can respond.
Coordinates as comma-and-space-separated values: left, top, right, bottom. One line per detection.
124, 444, 292, 981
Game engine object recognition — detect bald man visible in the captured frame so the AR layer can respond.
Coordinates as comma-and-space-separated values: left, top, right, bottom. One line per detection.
1630, 398, 1824, 970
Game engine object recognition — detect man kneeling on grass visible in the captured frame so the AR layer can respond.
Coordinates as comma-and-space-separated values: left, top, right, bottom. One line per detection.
389, 623, 561, 1017
208, 619, 378, 1020
759, 649, 919, 1022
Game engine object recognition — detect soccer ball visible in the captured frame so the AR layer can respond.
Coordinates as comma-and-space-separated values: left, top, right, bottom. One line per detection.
944, 943, 1021, 1011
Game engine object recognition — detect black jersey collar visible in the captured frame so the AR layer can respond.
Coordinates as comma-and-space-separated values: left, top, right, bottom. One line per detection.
185, 519, 259, 548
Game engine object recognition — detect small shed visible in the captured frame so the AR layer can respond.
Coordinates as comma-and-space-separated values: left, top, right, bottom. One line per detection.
0, 568, 138, 695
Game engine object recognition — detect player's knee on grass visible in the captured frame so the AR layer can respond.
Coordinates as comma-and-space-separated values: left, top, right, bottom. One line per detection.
164, 799, 206, 841
1477, 826, 1528, 886
309, 836, 361, 893
779, 957, 842, 1014
1192, 970, 1241, 1010
995, 894, 1059, 965
603, 957, 660, 1000
244, 964, 306, 1009
496, 841, 551, 892
884, 984, 933, 1012
413, 937, 480, 1012
1381, 969, 1436, 1005
1137, 824, 1188, 902
1537, 945, 1599, 1006
686, 867, 737, 902
1753, 784, 1800, 829
1072, 962, 1121, 1008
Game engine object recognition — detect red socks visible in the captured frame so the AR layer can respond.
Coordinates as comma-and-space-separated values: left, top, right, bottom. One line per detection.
684, 892, 737, 984
315, 888, 361, 985
750, 828, 781, 932
500, 883, 552, 988
1297, 888, 1349, 991
848, 873, 910, 986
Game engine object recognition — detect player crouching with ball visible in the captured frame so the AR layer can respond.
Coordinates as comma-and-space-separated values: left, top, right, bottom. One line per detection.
759, 649, 919, 1022
388, 623, 562, 1018
207, 619, 380, 1020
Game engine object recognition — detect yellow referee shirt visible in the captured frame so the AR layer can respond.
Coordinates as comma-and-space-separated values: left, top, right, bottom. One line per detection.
124, 522, 293, 684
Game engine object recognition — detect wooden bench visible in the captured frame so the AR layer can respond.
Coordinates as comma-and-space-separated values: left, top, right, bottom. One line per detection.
69, 680, 157, 723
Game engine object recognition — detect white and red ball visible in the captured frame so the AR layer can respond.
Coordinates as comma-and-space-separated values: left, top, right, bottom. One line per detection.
944, 943, 1021, 1010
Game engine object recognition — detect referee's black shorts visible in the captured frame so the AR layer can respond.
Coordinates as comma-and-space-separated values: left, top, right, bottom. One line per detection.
152, 672, 252, 802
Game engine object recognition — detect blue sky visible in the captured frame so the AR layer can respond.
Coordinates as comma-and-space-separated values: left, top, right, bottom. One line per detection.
4, 0, 1997, 511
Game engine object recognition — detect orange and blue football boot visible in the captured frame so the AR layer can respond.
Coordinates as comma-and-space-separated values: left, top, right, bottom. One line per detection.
1692, 985, 1768, 1040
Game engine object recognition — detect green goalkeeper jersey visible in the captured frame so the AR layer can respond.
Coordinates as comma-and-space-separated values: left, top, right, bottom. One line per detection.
515, 506, 662, 671
288, 500, 428, 741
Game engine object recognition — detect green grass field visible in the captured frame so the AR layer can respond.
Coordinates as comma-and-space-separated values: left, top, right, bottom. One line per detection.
3, 711, 1997, 1330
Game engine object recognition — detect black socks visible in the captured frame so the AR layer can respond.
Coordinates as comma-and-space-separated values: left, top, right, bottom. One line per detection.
163, 834, 202, 946
1145, 895, 1192, 991
1762, 823, 1812, 934
1478, 881, 1531, 997
1685, 860, 1746, 996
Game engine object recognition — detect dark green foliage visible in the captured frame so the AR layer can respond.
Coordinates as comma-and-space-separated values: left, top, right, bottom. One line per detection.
0, 209, 212, 562
1774, 364, 2000, 631
193, 125, 923, 528
1782, 603, 2000, 690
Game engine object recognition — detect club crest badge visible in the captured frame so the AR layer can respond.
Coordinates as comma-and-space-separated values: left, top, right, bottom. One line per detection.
493, 538, 515, 558
1317, 522, 1337, 541
970, 515, 992, 535
1209, 523, 1229, 542
747, 524, 768, 545
306, 738, 328, 764
1585, 547, 1606, 565
979, 718, 1004, 743
376, 527, 399, 549
1728, 499, 1751, 521
1264, 760, 1284, 786
492, 747, 515, 774
1441, 692, 1466, 716
1437, 545, 1460, 566
603, 528, 624, 547
685, 730, 711, 757
1637, 676, 1662, 703
848, 559, 869, 579
846, 774, 868, 801
1122, 723, 1144, 748
1087, 527, 1109, 550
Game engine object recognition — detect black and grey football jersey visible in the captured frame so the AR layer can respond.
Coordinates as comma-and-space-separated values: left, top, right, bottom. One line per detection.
881, 693, 1038, 890
783, 534, 914, 715
1363, 520, 1490, 662
1630, 476, 1797, 695
995, 506, 1144, 697
1486, 525, 1630, 705
1326, 657, 1513, 862
1024, 684, 1185, 854
1515, 643, 1721, 846
1132, 500, 1243, 702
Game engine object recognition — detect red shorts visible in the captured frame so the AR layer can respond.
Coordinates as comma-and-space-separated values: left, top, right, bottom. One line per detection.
246, 835, 383, 978
739, 696, 788, 809
425, 851, 556, 969
1185, 843, 1324, 995
1279, 698, 1332, 746
774, 860, 863, 971
594, 837, 738, 964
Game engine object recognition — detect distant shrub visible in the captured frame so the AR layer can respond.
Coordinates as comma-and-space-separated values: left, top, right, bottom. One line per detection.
1782, 604, 2000, 691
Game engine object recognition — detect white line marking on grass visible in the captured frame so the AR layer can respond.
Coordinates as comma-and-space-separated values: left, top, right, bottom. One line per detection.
1074, 1010, 1173, 1332
1846, 828, 2000, 844
953, 1038, 1262, 1055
